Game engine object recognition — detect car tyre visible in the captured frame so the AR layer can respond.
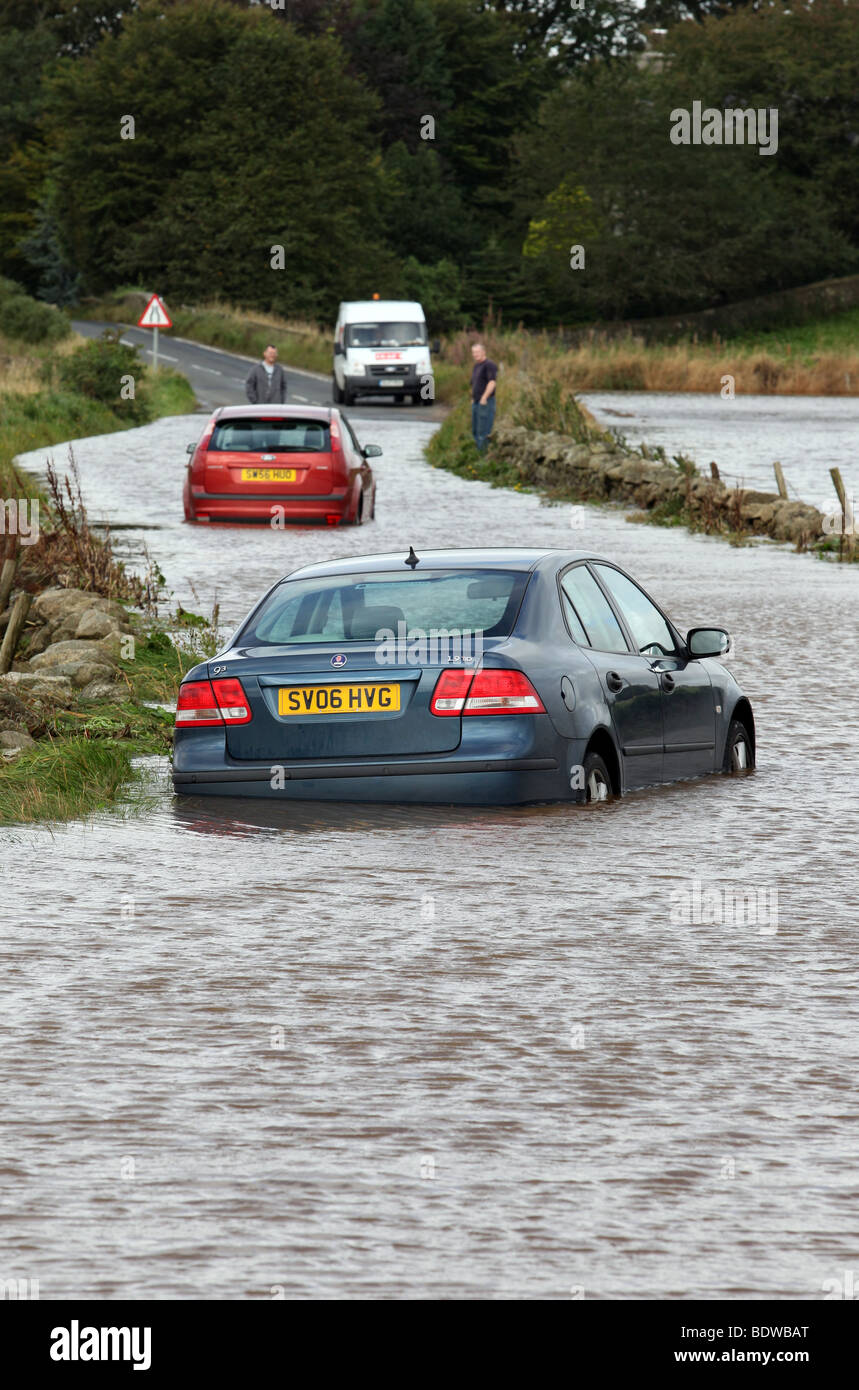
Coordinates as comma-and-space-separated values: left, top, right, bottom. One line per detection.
580, 750, 612, 804
723, 718, 754, 773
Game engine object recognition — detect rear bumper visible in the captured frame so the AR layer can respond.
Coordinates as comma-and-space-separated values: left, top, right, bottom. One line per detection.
173, 753, 564, 805
188, 490, 349, 523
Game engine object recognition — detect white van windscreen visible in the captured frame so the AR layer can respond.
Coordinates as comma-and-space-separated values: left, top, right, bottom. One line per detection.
345, 322, 427, 348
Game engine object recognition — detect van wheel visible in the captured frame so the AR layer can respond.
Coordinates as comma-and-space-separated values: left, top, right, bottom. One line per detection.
723, 718, 754, 773
332, 376, 344, 404
343, 389, 354, 407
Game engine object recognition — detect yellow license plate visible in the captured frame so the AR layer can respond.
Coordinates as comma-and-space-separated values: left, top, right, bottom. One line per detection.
240, 467, 296, 481
278, 683, 401, 716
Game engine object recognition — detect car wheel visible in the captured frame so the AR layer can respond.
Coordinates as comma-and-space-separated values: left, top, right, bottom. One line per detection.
332, 376, 344, 404
581, 751, 612, 804
723, 718, 754, 773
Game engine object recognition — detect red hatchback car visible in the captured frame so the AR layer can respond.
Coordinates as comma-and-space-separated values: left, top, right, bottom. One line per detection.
183, 405, 379, 526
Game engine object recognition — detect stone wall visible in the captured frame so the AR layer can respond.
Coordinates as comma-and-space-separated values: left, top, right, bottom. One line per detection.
489, 423, 824, 546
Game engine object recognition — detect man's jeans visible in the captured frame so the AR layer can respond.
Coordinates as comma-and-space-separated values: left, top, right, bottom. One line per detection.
472, 398, 496, 452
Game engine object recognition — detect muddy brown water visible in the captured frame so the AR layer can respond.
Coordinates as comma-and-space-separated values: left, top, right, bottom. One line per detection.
2, 411, 858, 1298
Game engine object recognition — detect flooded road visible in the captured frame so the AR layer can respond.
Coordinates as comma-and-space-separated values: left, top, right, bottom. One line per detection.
3, 409, 859, 1299
583, 391, 859, 511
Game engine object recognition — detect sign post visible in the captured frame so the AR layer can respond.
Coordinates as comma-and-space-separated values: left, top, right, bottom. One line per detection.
136, 294, 173, 372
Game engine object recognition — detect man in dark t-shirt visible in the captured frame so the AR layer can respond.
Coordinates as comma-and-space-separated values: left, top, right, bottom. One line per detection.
470, 343, 498, 452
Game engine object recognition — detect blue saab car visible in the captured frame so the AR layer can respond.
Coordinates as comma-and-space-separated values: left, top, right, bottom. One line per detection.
172, 548, 755, 805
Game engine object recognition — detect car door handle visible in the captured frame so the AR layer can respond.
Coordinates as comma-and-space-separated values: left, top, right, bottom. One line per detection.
661, 672, 676, 692
606, 671, 624, 693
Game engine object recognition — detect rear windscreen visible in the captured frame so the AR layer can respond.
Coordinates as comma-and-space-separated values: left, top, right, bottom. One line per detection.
240, 569, 530, 645
209, 418, 330, 452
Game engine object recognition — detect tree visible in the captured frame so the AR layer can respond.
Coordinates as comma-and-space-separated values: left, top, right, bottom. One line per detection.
512, 49, 856, 321
41, 0, 387, 316
491, 0, 645, 68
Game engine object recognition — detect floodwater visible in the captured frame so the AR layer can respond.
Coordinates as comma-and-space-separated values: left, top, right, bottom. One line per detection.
3, 406, 858, 1299
583, 391, 859, 513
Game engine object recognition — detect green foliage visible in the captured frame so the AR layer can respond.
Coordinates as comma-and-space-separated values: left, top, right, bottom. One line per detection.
0, 274, 70, 341
3, 0, 859, 332
400, 255, 464, 332
41, 1, 386, 318
17, 197, 81, 305
511, 378, 598, 442
513, 14, 859, 321
55, 336, 150, 422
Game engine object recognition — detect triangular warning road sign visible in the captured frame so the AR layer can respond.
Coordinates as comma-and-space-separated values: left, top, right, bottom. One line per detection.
137, 294, 173, 329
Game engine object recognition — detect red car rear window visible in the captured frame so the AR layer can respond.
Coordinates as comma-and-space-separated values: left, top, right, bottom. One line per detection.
209, 419, 330, 452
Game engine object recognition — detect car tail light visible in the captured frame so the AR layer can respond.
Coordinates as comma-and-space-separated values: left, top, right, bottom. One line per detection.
190, 426, 215, 476
175, 679, 222, 727
175, 677, 252, 727
329, 415, 341, 446
430, 668, 473, 715
430, 668, 546, 717
210, 677, 252, 724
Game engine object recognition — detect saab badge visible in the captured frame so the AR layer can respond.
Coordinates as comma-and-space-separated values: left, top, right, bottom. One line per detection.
331, 653, 348, 668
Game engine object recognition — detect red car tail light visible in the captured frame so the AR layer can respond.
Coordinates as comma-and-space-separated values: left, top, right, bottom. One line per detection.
430, 668, 474, 715
210, 677, 252, 724
175, 677, 252, 727
175, 679, 222, 727
463, 669, 545, 714
430, 668, 546, 716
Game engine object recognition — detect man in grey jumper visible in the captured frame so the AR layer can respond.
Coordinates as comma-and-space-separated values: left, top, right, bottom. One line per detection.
245, 344, 288, 404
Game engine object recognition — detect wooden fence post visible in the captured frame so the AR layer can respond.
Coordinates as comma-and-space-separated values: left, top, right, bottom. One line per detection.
829, 467, 855, 560
0, 591, 31, 673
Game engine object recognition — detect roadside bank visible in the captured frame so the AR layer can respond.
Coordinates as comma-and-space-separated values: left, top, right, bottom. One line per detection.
427, 392, 851, 560
0, 282, 207, 825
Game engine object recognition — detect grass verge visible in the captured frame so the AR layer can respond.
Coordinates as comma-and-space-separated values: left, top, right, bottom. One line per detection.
80, 288, 859, 399
0, 622, 217, 827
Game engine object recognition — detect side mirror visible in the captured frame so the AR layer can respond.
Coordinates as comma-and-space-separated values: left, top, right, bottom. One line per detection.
362, 444, 382, 458
186, 442, 196, 455
334, 342, 344, 356
687, 627, 731, 658
432, 339, 441, 355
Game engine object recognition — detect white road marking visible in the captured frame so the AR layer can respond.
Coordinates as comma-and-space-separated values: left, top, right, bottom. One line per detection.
293, 394, 308, 402
135, 347, 178, 362
196, 366, 222, 375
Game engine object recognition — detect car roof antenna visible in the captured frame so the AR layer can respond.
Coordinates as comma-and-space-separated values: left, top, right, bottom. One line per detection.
405, 546, 419, 569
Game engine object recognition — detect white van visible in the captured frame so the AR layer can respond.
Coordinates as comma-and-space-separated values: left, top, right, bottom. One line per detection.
333, 300, 437, 406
